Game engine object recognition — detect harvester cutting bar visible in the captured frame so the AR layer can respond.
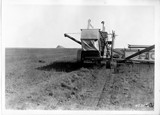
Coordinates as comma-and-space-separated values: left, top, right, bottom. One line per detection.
125, 45, 155, 60
64, 33, 81, 45
128, 44, 151, 48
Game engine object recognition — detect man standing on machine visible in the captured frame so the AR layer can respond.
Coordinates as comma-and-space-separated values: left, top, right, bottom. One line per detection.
100, 21, 108, 58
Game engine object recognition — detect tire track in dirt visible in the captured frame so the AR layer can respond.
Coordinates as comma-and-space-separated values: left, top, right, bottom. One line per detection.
81, 67, 111, 108
96, 69, 112, 107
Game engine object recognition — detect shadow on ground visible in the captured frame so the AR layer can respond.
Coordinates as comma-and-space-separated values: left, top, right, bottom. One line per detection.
36, 61, 102, 72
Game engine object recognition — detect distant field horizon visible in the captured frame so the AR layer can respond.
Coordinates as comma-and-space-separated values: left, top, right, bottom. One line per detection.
5, 47, 80, 49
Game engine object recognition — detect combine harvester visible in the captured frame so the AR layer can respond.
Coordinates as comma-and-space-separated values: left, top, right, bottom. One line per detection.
64, 19, 154, 68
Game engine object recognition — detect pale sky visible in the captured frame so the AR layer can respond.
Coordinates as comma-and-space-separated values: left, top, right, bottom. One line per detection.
2, 0, 156, 48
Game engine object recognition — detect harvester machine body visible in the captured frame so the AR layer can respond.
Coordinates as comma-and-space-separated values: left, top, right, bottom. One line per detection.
80, 29, 102, 62
64, 29, 114, 64
64, 20, 154, 66
64, 20, 116, 67
80, 28, 114, 63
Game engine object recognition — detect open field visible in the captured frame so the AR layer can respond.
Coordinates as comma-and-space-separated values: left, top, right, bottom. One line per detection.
5, 48, 154, 110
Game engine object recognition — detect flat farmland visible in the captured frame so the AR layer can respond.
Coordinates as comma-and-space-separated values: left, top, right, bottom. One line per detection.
5, 48, 154, 110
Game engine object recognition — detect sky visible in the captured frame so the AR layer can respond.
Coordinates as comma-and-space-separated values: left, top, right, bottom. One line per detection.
2, 0, 156, 48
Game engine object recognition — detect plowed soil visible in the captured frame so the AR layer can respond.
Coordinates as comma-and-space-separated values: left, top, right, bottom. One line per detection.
5, 48, 154, 110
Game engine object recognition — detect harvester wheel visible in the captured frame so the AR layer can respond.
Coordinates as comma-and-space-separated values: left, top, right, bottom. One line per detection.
106, 60, 111, 69
110, 60, 117, 69
96, 60, 101, 65
77, 49, 83, 64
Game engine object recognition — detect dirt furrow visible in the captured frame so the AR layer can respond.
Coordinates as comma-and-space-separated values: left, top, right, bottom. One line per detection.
81, 68, 111, 108
96, 69, 112, 107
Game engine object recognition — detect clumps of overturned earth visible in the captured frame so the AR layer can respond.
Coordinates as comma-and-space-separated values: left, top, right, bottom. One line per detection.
40, 68, 99, 110
6, 66, 101, 110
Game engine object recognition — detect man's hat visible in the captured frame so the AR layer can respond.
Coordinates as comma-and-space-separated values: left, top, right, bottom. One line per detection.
101, 21, 104, 24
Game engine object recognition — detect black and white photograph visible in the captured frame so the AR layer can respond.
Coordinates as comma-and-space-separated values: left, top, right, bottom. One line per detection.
1, 0, 160, 115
